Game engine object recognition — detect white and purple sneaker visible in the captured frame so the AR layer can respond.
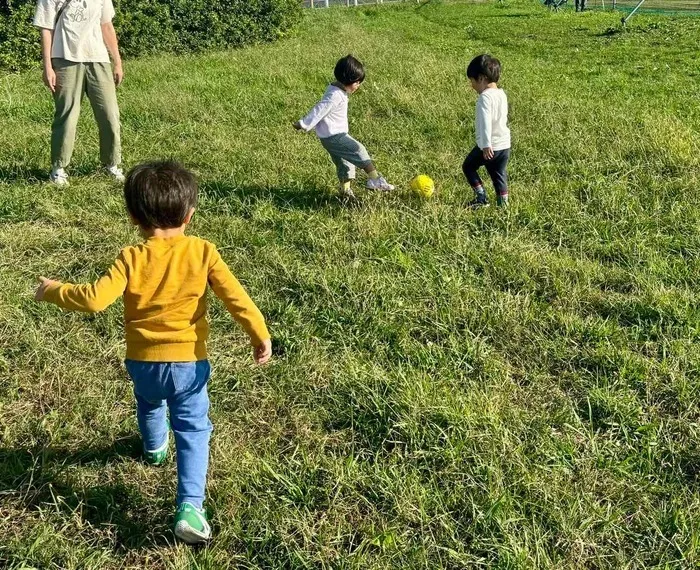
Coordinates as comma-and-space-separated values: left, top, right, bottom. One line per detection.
366, 175, 394, 192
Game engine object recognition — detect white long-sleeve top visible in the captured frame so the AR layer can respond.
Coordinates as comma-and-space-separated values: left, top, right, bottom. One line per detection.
475, 87, 511, 151
298, 84, 349, 139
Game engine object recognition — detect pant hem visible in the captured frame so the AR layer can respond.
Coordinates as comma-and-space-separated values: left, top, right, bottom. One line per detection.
144, 435, 169, 454
178, 498, 205, 509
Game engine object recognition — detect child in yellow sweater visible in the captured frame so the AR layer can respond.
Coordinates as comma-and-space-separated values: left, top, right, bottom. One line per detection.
35, 160, 271, 544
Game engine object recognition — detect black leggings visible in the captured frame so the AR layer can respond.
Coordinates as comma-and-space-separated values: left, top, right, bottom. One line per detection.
462, 146, 510, 198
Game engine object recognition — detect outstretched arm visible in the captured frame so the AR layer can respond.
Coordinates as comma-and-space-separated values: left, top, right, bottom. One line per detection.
207, 248, 271, 362
36, 254, 129, 313
296, 92, 338, 132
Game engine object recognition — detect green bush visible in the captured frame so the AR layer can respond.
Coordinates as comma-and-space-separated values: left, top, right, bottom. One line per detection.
114, 1, 178, 58
0, 0, 301, 72
0, 2, 41, 71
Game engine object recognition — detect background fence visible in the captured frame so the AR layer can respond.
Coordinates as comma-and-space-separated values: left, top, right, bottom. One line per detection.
586, 0, 700, 11
303, 0, 700, 10
302, 0, 413, 7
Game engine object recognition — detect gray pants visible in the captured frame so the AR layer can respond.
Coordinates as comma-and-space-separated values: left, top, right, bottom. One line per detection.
320, 133, 372, 181
51, 58, 121, 168
575, 0, 587, 11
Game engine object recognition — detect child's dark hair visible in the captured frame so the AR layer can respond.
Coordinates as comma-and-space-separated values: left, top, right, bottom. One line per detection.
124, 160, 198, 229
334, 55, 365, 86
466, 54, 501, 83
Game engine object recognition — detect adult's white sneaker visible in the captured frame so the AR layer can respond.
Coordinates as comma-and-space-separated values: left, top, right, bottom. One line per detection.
106, 165, 125, 183
49, 167, 69, 187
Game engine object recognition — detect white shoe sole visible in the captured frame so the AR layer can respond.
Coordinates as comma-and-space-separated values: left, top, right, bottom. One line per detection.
174, 520, 212, 544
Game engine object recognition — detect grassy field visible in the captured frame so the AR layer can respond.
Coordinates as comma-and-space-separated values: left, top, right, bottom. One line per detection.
1, 0, 700, 568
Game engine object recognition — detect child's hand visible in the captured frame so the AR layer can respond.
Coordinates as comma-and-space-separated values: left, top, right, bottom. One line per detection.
293, 121, 303, 131
35, 276, 60, 301
483, 147, 494, 160
254, 339, 272, 364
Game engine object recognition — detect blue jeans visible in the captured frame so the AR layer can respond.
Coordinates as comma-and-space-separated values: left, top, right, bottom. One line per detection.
125, 359, 212, 509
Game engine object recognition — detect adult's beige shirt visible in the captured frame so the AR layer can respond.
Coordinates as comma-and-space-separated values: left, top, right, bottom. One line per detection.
33, 0, 115, 64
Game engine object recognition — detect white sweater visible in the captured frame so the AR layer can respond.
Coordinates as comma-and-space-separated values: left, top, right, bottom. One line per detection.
298, 84, 349, 139
475, 87, 511, 151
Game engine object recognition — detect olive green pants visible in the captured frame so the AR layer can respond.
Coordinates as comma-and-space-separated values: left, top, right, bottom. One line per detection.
51, 58, 121, 168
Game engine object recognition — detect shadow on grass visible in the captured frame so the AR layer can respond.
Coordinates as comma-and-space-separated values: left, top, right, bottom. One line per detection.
477, 13, 539, 19
0, 435, 173, 551
0, 162, 104, 184
200, 180, 358, 212
595, 26, 624, 37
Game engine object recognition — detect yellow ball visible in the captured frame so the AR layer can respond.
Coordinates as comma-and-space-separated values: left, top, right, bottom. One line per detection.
410, 174, 435, 199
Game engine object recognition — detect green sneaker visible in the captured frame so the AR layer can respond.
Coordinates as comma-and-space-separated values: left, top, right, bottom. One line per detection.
174, 502, 211, 544
144, 431, 169, 466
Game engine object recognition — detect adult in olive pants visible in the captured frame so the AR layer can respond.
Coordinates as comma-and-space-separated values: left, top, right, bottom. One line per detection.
34, 0, 124, 186
51, 59, 121, 170
575, 0, 587, 11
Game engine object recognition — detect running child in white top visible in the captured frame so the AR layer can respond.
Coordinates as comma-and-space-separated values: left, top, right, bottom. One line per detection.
462, 54, 511, 208
294, 55, 394, 199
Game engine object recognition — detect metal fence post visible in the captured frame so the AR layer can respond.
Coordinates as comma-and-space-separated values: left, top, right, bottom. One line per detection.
622, 0, 646, 25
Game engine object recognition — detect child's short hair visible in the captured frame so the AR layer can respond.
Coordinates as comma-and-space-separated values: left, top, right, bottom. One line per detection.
124, 160, 198, 229
334, 55, 365, 86
466, 54, 501, 83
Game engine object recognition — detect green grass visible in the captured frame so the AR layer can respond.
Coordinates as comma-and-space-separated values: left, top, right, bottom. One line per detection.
1, 0, 700, 567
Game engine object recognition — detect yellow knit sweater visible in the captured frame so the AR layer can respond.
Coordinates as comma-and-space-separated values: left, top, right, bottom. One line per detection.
44, 235, 270, 362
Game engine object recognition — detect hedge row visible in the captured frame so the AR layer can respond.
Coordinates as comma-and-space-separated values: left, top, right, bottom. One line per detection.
0, 0, 302, 71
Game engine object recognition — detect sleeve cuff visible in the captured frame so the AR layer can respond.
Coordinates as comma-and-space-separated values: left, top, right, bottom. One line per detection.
42, 283, 64, 304
249, 327, 271, 347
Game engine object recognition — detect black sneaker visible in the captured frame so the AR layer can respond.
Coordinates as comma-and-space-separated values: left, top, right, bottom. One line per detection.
468, 199, 490, 210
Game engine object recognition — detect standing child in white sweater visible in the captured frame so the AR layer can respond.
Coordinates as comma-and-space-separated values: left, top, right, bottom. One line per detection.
462, 54, 511, 208
294, 55, 394, 199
